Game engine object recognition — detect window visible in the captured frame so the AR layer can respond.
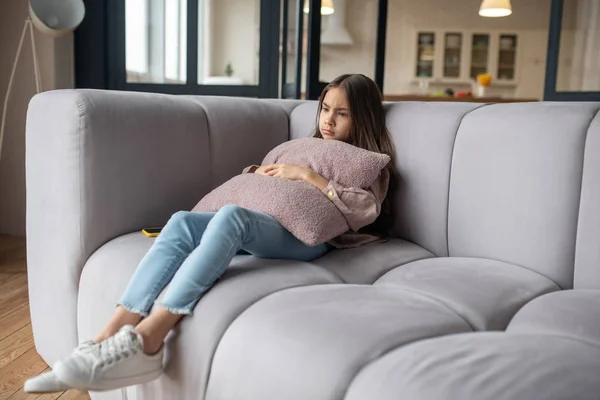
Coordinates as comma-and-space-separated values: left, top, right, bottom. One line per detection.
75, 0, 280, 97
125, 0, 187, 84
544, 0, 600, 100
556, 0, 600, 91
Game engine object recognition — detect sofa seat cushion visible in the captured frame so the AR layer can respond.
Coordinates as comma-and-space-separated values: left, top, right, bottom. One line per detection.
78, 232, 342, 399
205, 285, 472, 400
374, 257, 560, 330
309, 238, 434, 284
507, 289, 600, 346
346, 332, 600, 400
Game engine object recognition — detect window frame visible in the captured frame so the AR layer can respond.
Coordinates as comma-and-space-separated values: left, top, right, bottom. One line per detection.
76, 0, 280, 98
544, 0, 600, 101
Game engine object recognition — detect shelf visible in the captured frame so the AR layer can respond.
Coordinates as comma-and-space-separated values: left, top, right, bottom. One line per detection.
411, 78, 518, 87
383, 94, 538, 103
494, 80, 518, 86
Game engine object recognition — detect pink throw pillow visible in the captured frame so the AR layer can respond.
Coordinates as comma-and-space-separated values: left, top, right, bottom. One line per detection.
262, 138, 390, 188
193, 174, 348, 245
192, 138, 390, 245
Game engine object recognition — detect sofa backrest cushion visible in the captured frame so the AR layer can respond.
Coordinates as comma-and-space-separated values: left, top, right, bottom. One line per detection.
574, 110, 600, 289
447, 102, 600, 289
186, 96, 290, 189
383, 102, 483, 257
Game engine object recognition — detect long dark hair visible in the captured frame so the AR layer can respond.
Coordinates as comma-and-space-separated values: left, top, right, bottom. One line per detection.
312, 74, 396, 238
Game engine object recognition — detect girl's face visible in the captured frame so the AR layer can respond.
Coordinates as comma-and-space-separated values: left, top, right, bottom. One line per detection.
319, 87, 352, 142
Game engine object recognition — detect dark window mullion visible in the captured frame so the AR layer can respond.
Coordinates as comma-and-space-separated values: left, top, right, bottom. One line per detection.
186, 0, 199, 92
306, 0, 322, 100
374, 0, 388, 93
258, 0, 280, 98
107, 0, 127, 90
543, 0, 563, 100
280, 0, 288, 98
294, 0, 304, 99
74, 0, 108, 89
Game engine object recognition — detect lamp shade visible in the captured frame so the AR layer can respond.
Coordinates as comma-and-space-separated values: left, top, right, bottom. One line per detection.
29, 0, 85, 38
479, 0, 512, 17
303, 0, 335, 16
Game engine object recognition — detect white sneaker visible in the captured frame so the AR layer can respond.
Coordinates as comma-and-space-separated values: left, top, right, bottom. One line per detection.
24, 370, 71, 393
53, 325, 163, 391
24, 341, 95, 393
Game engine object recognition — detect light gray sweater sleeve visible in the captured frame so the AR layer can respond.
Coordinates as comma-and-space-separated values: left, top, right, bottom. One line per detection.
321, 169, 390, 232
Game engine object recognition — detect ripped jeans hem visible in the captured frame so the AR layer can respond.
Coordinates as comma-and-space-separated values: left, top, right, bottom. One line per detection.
115, 302, 150, 318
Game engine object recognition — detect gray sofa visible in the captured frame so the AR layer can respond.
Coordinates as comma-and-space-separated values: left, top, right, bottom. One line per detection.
26, 90, 600, 400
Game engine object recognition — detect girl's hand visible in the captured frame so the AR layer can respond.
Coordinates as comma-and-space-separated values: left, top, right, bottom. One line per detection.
263, 164, 309, 181
263, 164, 329, 190
254, 165, 272, 176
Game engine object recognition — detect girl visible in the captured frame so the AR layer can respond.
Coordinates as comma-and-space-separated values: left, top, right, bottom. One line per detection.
25, 73, 396, 393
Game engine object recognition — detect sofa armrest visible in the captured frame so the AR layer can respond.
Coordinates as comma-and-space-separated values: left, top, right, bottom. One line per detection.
26, 89, 210, 363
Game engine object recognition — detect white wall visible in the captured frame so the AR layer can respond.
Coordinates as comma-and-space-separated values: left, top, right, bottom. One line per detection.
0, 0, 75, 236
318, 0, 379, 82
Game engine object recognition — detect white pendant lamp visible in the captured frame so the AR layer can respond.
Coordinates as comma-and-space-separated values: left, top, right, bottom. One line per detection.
479, 0, 512, 17
0, 0, 85, 162
303, 0, 335, 16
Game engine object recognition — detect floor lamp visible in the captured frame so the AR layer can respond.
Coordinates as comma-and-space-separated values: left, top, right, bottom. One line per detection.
0, 0, 85, 162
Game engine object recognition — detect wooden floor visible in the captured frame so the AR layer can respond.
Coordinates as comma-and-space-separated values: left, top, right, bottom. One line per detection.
0, 235, 90, 400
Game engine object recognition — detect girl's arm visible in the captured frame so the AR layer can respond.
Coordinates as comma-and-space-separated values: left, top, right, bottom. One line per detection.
302, 170, 329, 191
265, 164, 390, 232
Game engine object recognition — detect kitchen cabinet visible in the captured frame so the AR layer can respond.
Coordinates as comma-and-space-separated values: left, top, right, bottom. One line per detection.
414, 30, 519, 85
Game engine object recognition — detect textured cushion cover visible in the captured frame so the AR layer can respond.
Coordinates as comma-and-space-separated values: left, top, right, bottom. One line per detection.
193, 174, 347, 245
193, 138, 390, 245
262, 137, 391, 188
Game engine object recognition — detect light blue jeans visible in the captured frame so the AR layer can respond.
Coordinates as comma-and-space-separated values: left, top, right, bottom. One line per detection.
118, 205, 330, 316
